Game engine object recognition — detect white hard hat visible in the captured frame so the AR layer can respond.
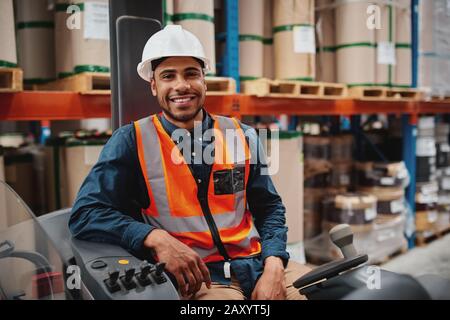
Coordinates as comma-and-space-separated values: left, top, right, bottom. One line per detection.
137, 25, 210, 82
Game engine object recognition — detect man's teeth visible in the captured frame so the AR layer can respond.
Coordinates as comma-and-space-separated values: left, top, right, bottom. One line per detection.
172, 97, 193, 103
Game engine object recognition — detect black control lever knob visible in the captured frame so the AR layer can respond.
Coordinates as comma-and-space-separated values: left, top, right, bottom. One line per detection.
139, 262, 152, 279
124, 268, 135, 283
108, 269, 120, 284
155, 262, 166, 277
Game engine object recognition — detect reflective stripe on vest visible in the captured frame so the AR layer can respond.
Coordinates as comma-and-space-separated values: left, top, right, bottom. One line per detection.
134, 114, 261, 261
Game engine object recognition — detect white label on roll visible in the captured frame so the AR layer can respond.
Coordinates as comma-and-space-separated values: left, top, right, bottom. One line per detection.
365, 207, 377, 221
377, 42, 396, 65
441, 144, 450, 152
84, 146, 103, 165
293, 26, 316, 54
380, 177, 395, 186
443, 177, 450, 190
446, 167, 450, 175
390, 199, 404, 213
84, 2, 110, 40
427, 211, 438, 223
421, 183, 439, 195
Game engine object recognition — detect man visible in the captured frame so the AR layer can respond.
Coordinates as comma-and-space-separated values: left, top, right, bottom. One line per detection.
69, 25, 310, 300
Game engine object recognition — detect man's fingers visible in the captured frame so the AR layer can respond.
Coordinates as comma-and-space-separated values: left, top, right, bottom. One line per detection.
183, 268, 197, 296
174, 272, 187, 297
198, 260, 212, 288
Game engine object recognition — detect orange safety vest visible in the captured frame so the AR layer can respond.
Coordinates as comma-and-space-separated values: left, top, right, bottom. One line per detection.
134, 114, 261, 263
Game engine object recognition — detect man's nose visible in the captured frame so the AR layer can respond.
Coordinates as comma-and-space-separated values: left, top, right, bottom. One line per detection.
174, 75, 191, 91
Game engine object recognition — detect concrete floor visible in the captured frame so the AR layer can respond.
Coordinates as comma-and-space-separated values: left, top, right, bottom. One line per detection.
382, 233, 450, 280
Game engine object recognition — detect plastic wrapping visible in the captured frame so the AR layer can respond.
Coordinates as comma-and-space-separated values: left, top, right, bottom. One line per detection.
355, 161, 410, 189
415, 181, 439, 232
322, 192, 377, 225
419, 0, 450, 98
305, 213, 407, 264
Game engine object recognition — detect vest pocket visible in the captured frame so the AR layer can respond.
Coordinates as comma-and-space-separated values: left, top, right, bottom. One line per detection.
213, 166, 245, 195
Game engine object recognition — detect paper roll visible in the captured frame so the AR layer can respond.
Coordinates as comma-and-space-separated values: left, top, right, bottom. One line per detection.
273, 0, 315, 80
54, 1, 74, 78
174, 0, 216, 75
263, 0, 274, 79
0, 0, 17, 66
71, 0, 110, 73
316, 0, 335, 82
335, 0, 375, 85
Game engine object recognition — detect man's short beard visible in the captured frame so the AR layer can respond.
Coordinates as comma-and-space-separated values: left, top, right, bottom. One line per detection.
163, 104, 203, 122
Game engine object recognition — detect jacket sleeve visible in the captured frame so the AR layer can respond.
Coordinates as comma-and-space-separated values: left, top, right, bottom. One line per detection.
243, 125, 290, 267
68, 125, 155, 254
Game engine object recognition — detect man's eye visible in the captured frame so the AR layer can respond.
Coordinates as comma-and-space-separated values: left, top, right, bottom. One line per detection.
162, 74, 174, 80
186, 71, 200, 78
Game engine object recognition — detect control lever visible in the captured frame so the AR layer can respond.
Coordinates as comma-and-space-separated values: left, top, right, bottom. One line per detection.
136, 262, 152, 286
152, 262, 167, 284
329, 224, 357, 258
121, 268, 137, 290
104, 269, 121, 293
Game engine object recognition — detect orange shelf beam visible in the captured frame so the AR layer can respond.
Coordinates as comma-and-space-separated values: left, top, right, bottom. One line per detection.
0, 91, 111, 120
2, 91, 450, 120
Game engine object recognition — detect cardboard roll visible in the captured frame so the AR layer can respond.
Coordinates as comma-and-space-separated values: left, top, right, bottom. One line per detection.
330, 162, 353, 187
304, 171, 330, 188
355, 161, 409, 188
375, 213, 405, 224
376, 198, 406, 215
416, 181, 439, 195
0, 0, 17, 66
304, 159, 332, 180
436, 143, 450, 168
416, 210, 439, 232
303, 136, 331, 160
438, 192, 450, 206
322, 192, 377, 225
330, 135, 353, 162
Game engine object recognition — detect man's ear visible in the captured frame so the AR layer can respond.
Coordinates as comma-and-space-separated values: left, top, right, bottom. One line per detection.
150, 78, 157, 96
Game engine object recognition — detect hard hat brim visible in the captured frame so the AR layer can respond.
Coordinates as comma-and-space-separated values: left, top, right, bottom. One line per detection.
137, 55, 211, 82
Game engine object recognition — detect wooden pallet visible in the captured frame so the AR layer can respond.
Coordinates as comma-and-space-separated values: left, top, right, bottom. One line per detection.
35, 72, 110, 94
0, 68, 23, 92
241, 78, 348, 99
349, 86, 422, 101
416, 225, 450, 247
205, 76, 236, 95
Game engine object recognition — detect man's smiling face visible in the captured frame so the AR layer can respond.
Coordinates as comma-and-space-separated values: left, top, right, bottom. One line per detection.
150, 56, 207, 123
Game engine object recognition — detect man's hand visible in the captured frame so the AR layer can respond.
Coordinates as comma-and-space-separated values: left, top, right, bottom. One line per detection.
144, 229, 211, 297
251, 256, 286, 300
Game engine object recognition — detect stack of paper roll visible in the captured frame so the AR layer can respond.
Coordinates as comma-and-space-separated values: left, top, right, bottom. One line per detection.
335, 0, 375, 86
415, 182, 439, 233
54, 0, 74, 78
375, 2, 396, 86
15, 0, 55, 84
273, 0, 315, 80
322, 192, 377, 233
329, 135, 353, 188
395, 0, 412, 87
173, 0, 216, 75
164, 0, 174, 25
71, 0, 110, 74
416, 117, 437, 183
0, 0, 17, 68
315, 0, 335, 82
263, 0, 274, 79
239, 0, 264, 80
